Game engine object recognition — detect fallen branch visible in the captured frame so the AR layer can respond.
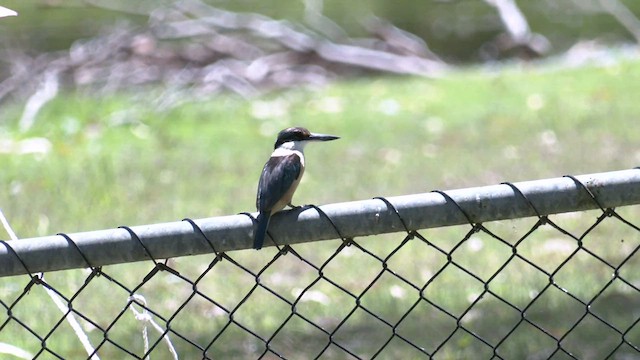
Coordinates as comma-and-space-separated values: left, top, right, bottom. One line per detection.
19, 70, 60, 132
482, 0, 551, 59
0, 0, 449, 108
598, 0, 640, 44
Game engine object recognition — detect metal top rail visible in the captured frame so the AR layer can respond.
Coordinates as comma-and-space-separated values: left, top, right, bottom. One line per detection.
1, 168, 639, 277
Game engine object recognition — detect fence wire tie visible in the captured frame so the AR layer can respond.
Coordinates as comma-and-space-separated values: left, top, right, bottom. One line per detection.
373, 196, 414, 238
119, 225, 181, 276
237, 211, 283, 250
563, 174, 606, 213
57, 232, 102, 275
279, 244, 291, 256
500, 181, 545, 219
128, 294, 179, 360
0, 240, 38, 284
182, 218, 219, 255
119, 225, 160, 265
431, 189, 478, 227
307, 204, 347, 240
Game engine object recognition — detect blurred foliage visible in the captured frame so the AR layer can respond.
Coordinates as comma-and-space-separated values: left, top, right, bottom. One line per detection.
0, 0, 639, 63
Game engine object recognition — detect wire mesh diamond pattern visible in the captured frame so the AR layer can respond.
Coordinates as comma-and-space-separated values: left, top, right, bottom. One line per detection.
0, 199, 638, 359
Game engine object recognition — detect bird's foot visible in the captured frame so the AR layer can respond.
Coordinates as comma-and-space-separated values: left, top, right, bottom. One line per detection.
287, 203, 315, 212
286, 203, 302, 210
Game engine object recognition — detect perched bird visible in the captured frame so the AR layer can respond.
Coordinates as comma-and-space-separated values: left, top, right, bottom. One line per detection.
254, 127, 339, 249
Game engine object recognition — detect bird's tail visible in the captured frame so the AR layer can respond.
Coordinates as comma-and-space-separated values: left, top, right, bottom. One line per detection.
253, 212, 271, 250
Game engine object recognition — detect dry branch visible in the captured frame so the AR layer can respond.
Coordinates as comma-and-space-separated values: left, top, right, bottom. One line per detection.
1, 0, 448, 118
482, 0, 551, 59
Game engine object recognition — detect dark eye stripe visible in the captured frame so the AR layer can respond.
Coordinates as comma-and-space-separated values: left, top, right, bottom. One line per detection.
274, 127, 311, 148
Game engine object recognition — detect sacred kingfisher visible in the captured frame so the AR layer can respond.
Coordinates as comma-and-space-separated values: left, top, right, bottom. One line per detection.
254, 127, 339, 249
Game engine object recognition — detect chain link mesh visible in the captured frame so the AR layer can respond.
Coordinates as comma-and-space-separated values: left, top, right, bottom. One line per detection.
0, 181, 639, 359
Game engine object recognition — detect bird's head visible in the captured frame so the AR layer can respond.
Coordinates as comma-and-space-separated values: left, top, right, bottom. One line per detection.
274, 127, 339, 150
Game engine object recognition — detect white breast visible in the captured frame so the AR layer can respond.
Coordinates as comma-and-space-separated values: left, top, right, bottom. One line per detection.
271, 141, 306, 166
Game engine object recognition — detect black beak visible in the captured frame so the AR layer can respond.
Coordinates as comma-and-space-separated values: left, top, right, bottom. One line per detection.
308, 133, 340, 141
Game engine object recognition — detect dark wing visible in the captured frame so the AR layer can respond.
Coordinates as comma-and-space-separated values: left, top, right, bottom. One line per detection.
256, 154, 302, 212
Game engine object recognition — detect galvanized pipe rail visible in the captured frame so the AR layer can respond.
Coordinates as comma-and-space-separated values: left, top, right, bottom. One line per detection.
1, 169, 639, 277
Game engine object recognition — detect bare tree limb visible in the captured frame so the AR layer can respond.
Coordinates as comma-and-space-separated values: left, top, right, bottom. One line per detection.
303, 0, 349, 41
483, 0, 551, 59
2, 0, 448, 107
19, 70, 60, 132
316, 43, 447, 76
598, 0, 640, 44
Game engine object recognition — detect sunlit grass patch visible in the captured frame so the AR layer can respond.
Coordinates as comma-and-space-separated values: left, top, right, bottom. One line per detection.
0, 60, 639, 358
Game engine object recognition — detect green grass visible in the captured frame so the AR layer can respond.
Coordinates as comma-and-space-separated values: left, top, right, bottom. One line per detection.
0, 60, 639, 359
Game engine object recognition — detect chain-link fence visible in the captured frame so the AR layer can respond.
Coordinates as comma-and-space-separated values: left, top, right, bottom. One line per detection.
0, 170, 639, 359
